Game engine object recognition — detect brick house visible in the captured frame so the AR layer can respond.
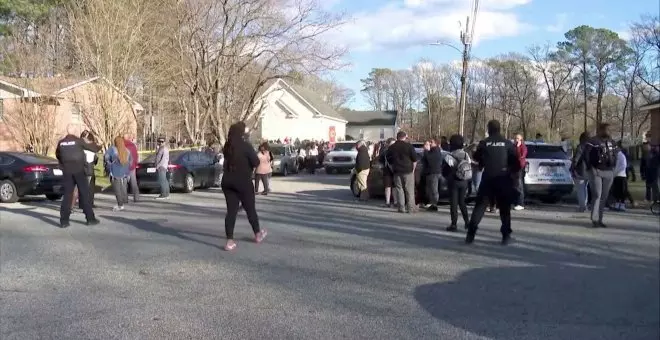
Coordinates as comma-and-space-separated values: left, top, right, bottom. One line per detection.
0, 76, 142, 153
640, 99, 660, 145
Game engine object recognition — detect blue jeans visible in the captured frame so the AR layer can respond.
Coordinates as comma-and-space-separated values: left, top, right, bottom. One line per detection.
575, 178, 589, 210
472, 170, 482, 193
516, 172, 525, 206
157, 167, 170, 197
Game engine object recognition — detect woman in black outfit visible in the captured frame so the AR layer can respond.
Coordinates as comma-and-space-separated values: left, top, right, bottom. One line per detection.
221, 121, 267, 251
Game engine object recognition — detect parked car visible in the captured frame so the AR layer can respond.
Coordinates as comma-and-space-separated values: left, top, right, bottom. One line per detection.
0, 152, 64, 203
270, 144, 299, 176
323, 141, 358, 174
136, 150, 219, 193
523, 142, 574, 203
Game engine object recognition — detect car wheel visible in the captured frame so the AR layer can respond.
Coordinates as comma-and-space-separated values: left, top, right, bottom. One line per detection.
350, 176, 360, 197
539, 195, 562, 204
0, 180, 19, 203
46, 194, 63, 201
282, 165, 288, 177
183, 173, 194, 193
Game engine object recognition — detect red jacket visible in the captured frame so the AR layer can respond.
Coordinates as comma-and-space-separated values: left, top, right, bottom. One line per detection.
124, 139, 139, 171
516, 142, 528, 170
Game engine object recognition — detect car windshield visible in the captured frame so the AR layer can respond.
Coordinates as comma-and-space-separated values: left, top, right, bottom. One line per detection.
270, 146, 285, 156
333, 143, 355, 151
411, 142, 424, 149
13, 153, 58, 164
142, 150, 185, 163
526, 144, 568, 160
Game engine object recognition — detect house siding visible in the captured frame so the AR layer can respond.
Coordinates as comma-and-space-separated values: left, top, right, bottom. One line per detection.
651, 108, 660, 145
258, 83, 346, 141
346, 125, 396, 142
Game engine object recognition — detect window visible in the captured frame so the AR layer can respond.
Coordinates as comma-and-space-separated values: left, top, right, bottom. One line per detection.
526, 144, 569, 160
71, 103, 81, 121
379, 128, 385, 140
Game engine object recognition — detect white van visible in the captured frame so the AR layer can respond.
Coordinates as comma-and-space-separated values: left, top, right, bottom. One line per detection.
523, 142, 574, 203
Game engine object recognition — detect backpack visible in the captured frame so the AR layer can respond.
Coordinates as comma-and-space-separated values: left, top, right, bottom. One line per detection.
589, 140, 616, 169
447, 151, 473, 180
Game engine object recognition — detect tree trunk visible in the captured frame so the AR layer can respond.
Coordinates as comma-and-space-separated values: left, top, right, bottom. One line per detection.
581, 63, 588, 132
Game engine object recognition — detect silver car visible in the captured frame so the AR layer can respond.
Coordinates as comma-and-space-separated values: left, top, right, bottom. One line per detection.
270, 144, 299, 176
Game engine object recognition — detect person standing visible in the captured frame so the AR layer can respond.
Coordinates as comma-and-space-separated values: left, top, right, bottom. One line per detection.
155, 137, 170, 200
422, 138, 443, 211
124, 134, 140, 202
513, 133, 527, 211
571, 132, 591, 212
440, 136, 449, 151
307, 143, 318, 174
221, 121, 266, 251
380, 138, 397, 208
465, 120, 521, 245
254, 142, 272, 195
443, 134, 472, 231
641, 140, 660, 204
611, 147, 628, 211
55, 125, 100, 228
105, 137, 132, 211
581, 123, 617, 228
80, 130, 99, 208
386, 131, 418, 213
355, 140, 371, 201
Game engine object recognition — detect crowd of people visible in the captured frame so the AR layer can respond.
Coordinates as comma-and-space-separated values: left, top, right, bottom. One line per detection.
52, 119, 659, 250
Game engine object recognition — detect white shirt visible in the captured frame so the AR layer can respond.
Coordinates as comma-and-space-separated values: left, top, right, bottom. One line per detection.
299, 149, 306, 157
309, 147, 318, 156
84, 150, 96, 163
614, 151, 627, 177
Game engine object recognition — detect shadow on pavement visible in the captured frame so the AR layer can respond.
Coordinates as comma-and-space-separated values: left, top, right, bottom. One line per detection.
0, 206, 60, 228
414, 265, 659, 340
276, 174, 351, 187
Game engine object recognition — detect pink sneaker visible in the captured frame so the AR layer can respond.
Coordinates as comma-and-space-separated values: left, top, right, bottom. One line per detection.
224, 240, 237, 251
255, 229, 267, 243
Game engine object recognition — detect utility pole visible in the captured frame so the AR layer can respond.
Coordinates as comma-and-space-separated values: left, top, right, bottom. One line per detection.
458, 19, 470, 137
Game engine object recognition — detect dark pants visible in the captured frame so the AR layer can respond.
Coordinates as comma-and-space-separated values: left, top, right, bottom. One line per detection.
425, 173, 440, 206
157, 167, 170, 197
88, 174, 96, 206
449, 180, 469, 226
626, 166, 636, 182
254, 173, 271, 193
306, 157, 316, 174
222, 180, 260, 239
468, 175, 515, 236
61, 170, 96, 224
516, 171, 525, 206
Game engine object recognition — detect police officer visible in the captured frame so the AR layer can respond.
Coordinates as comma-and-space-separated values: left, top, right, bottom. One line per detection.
55, 125, 101, 228
465, 120, 521, 245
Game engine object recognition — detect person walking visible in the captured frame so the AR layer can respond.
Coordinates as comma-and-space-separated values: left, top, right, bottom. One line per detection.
380, 138, 398, 208
221, 121, 266, 251
155, 137, 170, 200
80, 130, 99, 208
355, 140, 371, 201
465, 120, 521, 245
422, 138, 443, 211
105, 137, 132, 211
513, 133, 527, 211
611, 147, 628, 211
571, 132, 591, 212
581, 123, 617, 228
254, 142, 273, 195
55, 125, 100, 228
124, 134, 140, 202
443, 134, 472, 231
386, 131, 418, 213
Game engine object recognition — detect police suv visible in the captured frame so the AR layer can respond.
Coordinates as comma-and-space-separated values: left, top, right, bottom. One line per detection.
523, 141, 574, 203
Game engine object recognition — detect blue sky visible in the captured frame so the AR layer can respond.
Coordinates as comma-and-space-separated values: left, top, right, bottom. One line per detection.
323, 0, 659, 109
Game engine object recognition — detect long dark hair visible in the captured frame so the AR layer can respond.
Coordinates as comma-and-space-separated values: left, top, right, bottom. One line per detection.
223, 121, 247, 172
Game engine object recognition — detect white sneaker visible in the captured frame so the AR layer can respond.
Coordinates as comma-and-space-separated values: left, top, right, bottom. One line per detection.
514, 205, 524, 211
112, 205, 125, 212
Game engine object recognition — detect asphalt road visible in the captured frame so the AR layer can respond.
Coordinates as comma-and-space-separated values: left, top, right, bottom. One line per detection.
1, 173, 658, 340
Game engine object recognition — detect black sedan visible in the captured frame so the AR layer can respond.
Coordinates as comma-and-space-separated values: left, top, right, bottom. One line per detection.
136, 150, 221, 194
0, 152, 64, 203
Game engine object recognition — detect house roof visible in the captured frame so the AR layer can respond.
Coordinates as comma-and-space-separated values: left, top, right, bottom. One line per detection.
639, 99, 660, 111
279, 80, 346, 122
0, 76, 85, 95
341, 110, 398, 126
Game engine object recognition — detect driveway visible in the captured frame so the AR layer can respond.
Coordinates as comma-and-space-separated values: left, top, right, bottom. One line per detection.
0, 173, 658, 339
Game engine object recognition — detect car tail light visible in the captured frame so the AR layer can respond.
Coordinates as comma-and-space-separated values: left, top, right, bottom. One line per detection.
23, 165, 49, 172
167, 164, 181, 171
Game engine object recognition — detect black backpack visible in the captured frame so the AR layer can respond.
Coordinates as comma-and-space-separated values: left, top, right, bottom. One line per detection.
589, 140, 616, 169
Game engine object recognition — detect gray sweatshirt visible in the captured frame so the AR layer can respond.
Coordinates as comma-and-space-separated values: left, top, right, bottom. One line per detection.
155, 145, 169, 170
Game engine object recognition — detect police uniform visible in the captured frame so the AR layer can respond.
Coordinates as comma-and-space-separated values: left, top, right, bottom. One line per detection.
466, 133, 521, 244
55, 134, 101, 228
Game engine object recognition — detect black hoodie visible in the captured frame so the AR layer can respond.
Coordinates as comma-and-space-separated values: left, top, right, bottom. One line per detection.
355, 145, 371, 171
422, 146, 443, 174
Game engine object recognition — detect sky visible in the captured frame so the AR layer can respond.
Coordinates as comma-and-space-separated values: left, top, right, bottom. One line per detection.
321, 0, 659, 109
